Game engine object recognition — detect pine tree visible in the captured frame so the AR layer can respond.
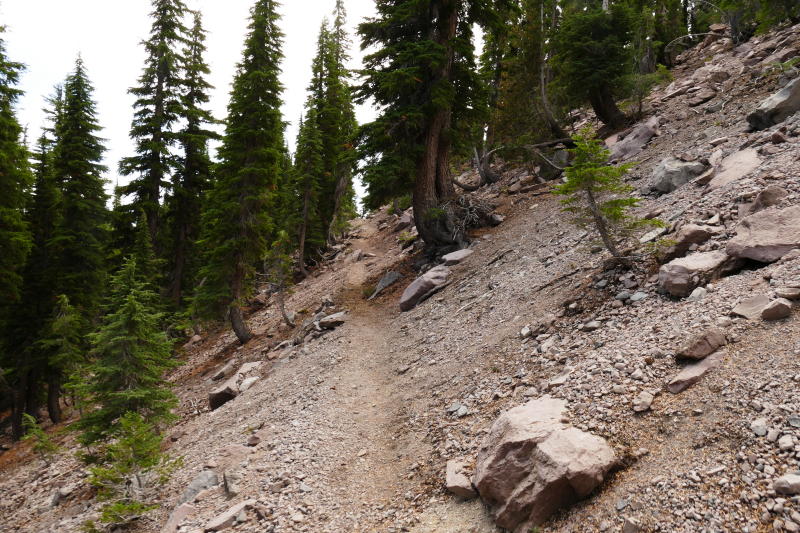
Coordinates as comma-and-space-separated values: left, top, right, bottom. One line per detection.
119, 0, 188, 246
290, 109, 325, 277
166, 11, 219, 308
357, 0, 510, 246
50, 57, 110, 327
194, 0, 285, 344
0, 25, 32, 302
74, 258, 178, 447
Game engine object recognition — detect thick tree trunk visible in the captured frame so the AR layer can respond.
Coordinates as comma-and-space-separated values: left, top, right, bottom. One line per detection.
327, 168, 348, 245
172, 221, 187, 307
588, 82, 625, 127
11, 365, 28, 440
229, 305, 253, 343
538, 1, 571, 139
393, 197, 400, 215
586, 186, 620, 257
47, 369, 62, 424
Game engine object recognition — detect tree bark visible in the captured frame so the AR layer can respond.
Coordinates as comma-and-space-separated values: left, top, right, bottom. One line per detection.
229, 305, 253, 343
538, 1, 570, 139
298, 167, 312, 278
588, 82, 625, 127
392, 197, 400, 215
171, 220, 187, 307
327, 168, 348, 245
47, 369, 62, 424
585, 186, 620, 257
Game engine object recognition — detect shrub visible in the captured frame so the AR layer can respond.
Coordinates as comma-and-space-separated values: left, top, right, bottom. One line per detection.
21, 414, 62, 466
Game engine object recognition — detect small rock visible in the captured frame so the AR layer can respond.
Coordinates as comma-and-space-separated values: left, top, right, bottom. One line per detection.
623, 516, 641, 533
446, 460, 478, 499
686, 287, 707, 302
751, 417, 769, 437
775, 474, 800, 495
675, 326, 727, 360
632, 391, 654, 412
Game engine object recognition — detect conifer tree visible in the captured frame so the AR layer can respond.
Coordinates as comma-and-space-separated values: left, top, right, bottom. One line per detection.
194, 0, 285, 343
357, 0, 509, 246
290, 109, 325, 277
119, 0, 188, 246
0, 25, 32, 302
50, 57, 109, 328
167, 11, 219, 308
74, 258, 178, 446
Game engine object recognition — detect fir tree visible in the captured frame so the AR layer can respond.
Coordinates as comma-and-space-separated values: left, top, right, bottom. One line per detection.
194, 0, 285, 344
357, 0, 509, 246
166, 11, 219, 308
0, 25, 32, 302
50, 57, 109, 328
21, 413, 63, 466
554, 128, 661, 258
290, 108, 325, 277
119, 0, 188, 246
74, 258, 178, 446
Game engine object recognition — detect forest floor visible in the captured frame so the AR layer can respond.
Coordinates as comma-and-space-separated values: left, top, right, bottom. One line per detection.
3, 21, 800, 533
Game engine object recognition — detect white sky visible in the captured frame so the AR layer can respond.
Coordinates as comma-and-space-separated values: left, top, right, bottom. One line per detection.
3, 0, 378, 195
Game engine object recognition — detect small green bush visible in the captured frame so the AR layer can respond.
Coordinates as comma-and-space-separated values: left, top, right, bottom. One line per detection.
88, 412, 181, 527
22, 414, 62, 466
362, 286, 376, 299
398, 231, 418, 248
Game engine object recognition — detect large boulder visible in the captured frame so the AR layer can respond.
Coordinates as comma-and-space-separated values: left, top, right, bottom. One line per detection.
176, 470, 219, 507
394, 212, 414, 232
209, 375, 239, 410
660, 224, 723, 262
473, 396, 619, 532
658, 251, 744, 297
746, 78, 800, 130
675, 326, 727, 360
652, 157, 706, 193
399, 265, 450, 311
608, 116, 658, 162
318, 312, 347, 329
704, 149, 761, 193
727, 206, 800, 263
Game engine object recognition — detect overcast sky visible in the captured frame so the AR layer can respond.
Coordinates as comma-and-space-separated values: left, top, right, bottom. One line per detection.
3, 0, 378, 195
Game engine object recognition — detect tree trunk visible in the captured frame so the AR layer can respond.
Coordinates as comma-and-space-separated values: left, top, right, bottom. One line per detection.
277, 280, 294, 327
588, 82, 625, 127
538, 1, 570, 139
229, 305, 253, 344
298, 170, 312, 278
585, 186, 620, 257
171, 221, 187, 307
393, 197, 400, 215
327, 168, 348, 245
47, 369, 62, 424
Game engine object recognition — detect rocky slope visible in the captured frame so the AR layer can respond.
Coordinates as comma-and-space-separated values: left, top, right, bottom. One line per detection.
3, 20, 800, 533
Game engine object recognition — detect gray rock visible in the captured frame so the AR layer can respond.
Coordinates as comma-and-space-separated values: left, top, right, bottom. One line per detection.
394, 212, 414, 232
623, 516, 641, 533
238, 377, 259, 393
774, 474, 800, 495
442, 249, 474, 266
732, 294, 771, 319
205, 500, 256, 531
659, 251, 744, 297
177, 470, 219, 507
368, 271, 402, 301
778, 435, 794, 452
762, 298, 792, 320
595, 280, 608, 289
746, 78, 800, 130
162, 503, 196, 533
457, 405, 469, 417
727, 206, 800, 263
223, 466, 245, 498
630, 291, 648, 302
686, 287, 707, 302
616, 291, 631, 301
474, 396, 620, 532
319, 312, 347, 329
660, 225, 724, 263
446, 460, 478, 499
583, 321, 602, 332
446, 401, 462, 414
776, 288, 800, 300
667, 351, 725, 393
399, 265, 450, 311
751, 417, 769, 437
652, 157, 706, 193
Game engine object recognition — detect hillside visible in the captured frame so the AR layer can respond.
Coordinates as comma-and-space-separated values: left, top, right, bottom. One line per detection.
3, 21, 800, 533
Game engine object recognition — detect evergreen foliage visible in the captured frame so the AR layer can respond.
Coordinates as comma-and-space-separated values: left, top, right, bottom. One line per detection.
50, 57, 109, 330
194, 0, 285, 343
264, 230, 296, 326
21, 414, 63, 465
0, 25, 32, 302
74, 258, 178, 447
119, 0, 188, 245
554, 128, 660, 257
166, 11, 219, 308
87, 412, 181, 526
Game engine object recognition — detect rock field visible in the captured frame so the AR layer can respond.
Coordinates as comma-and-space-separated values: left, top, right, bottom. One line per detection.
3, 20, 800, 533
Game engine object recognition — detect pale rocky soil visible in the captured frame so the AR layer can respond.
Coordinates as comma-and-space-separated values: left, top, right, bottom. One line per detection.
3, 21, 800, 533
